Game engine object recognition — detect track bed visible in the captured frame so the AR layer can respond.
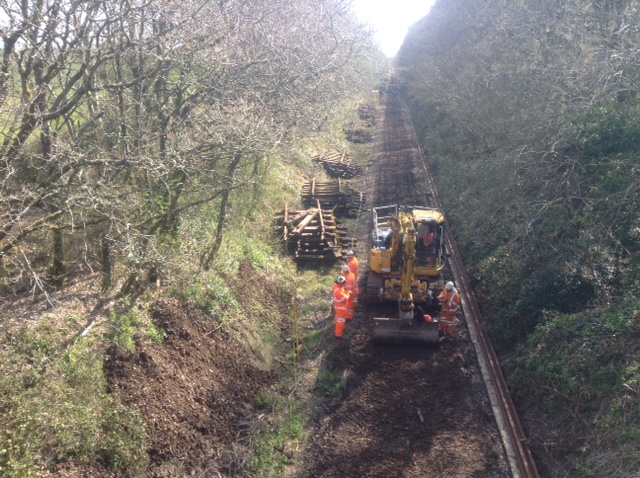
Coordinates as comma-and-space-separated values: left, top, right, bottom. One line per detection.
285, 79, 515, 477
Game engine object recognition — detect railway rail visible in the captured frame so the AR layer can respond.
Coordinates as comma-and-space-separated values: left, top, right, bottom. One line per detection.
380, 79, 540, 478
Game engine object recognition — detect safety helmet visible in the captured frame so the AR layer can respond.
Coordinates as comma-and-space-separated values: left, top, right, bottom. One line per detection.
341, 265, 350, 273
445, 281, 454, 290
336, 276, 347, 284
346, 250, 354, 257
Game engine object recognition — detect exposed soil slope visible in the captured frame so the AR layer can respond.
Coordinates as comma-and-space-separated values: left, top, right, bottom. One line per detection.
105, 298, 278, 476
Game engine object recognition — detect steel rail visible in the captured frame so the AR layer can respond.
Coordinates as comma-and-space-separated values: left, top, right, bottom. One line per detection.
399, 94, 540, 478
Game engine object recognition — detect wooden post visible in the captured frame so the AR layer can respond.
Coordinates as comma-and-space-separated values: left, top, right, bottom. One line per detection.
101, 236, 112, 294
284, 203, 289, 242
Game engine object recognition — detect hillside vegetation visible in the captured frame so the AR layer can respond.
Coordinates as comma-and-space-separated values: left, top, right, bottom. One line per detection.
398, 1, 640, 476
0, 0, 384, 475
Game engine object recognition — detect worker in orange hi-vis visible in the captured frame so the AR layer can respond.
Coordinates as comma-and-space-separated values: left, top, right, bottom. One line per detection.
340, 265, 357, 321
333, 276, 351, 338
346, 250, 360, 307
438, 281, 461, 336
346, 250, 359, 281
352, 273, 360, 309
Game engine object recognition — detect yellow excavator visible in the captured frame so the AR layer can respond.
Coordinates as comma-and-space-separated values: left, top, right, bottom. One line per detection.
366, 205, 447, 345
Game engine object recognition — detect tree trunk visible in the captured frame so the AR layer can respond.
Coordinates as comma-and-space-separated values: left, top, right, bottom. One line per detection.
101, 236, 112, 294
161, 170, 187, 235
51, 228, 66, 288
200, 153, 242, 271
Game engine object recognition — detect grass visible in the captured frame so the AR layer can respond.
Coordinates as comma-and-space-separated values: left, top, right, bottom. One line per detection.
0, 320, 148, 477
249, 394, 306, 476
301, 329, 325, 354
316, 369, 349, 397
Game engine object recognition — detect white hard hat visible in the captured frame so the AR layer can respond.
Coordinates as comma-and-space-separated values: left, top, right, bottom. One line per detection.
445, 281, 454, 290
346, 250, 354, 257
336, 276, 346, 284
341, 265, 350, 273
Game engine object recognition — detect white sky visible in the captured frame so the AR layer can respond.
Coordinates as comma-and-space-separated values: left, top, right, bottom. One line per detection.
351, 0, 437, 57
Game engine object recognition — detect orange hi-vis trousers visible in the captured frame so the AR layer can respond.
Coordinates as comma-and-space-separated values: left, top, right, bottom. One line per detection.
351, 282, 360, 309
335, 311, 347, 337
439, 311, 457, 336
333, 284, 350, 337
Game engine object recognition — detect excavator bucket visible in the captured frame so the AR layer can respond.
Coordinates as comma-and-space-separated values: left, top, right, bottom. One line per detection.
372, 317, 440, 345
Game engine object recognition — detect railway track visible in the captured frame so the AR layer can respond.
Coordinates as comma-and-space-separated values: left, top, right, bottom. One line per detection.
373, 78, 540, 478
287, 77, 540, 478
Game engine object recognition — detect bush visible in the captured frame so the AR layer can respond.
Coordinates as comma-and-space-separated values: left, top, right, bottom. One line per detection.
0, 322, 148, 476
508, 300, 640, 476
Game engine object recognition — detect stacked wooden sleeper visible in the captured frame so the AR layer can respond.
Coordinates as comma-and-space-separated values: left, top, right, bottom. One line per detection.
301, 178, 364, 218
311, 150, 363, 179
277, 202, 352, 261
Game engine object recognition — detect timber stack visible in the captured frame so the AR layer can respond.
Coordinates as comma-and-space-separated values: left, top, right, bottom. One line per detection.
276, 202, 352, 261
311, 150, 363, 179
357, 103, 376, 126
343, 123, 373, 144
301, 178, 364, 218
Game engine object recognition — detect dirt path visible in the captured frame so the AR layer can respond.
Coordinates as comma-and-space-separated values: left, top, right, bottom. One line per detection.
284, 80, 510, 478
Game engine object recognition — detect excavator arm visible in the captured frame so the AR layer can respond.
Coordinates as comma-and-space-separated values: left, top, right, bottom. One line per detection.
398, 213, 417, 317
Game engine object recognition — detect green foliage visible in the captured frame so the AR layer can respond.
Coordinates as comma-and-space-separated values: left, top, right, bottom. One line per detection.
400, 0, 640, 315
0, 324, 148, 476
240, 238, 272, 270
474, 240, 597, 348
108, 308, 142, 350
256, 392, 272, 410
578, 99, 640, 158
228, 232, 291, 279
301, 329, 324, 354
147, 322, 167, 343
509, 299, 640, 472
180, 276, 238, 324
248, 395, 306, 476
399, 3, 640, 474
257, 319, 278, 345
294, 267, 335, 308
571, 100, 640, 291
316, 370, 348, 397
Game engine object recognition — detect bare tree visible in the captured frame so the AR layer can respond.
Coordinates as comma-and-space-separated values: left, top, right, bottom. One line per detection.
0, 0, 379, 293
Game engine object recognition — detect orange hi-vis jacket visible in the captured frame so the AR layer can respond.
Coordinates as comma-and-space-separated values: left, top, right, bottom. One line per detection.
341, 270, 358, 319
332, 284, 350, 319
348, 256, 359, 282
333, 283, 350, 337
438, 288, 461, 322
341, 271, 357, 296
